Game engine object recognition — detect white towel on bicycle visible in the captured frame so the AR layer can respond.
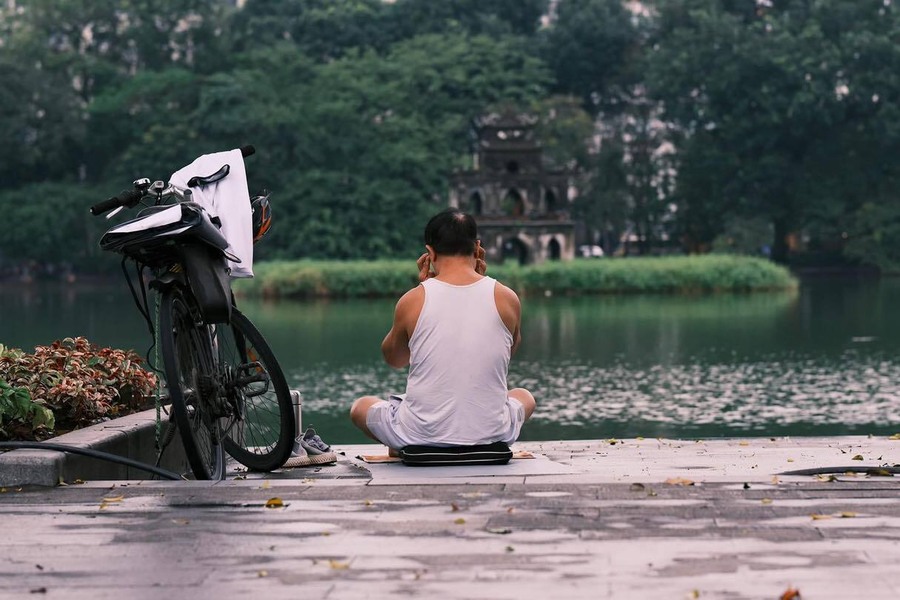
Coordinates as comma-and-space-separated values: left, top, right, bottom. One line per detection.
169, 149, 254, 278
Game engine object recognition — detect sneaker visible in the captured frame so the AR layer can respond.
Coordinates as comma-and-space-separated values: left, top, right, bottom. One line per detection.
299, 427, 331, 455
282, 428, 336, 468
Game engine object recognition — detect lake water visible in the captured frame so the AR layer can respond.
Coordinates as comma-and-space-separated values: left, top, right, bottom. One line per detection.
2, 278, 899, 443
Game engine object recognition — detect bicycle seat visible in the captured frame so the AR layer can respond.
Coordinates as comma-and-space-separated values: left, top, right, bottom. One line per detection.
187, 164, 230, 188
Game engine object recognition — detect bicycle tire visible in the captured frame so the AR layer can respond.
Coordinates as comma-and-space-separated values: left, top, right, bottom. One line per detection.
218, 307, 294, 471
159, 289, 226, 480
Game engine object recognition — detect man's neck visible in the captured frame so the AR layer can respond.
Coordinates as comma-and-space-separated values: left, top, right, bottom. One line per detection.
432, 255, 481, 285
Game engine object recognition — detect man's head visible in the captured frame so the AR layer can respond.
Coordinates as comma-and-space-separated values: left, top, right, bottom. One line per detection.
424, 209, 478, 257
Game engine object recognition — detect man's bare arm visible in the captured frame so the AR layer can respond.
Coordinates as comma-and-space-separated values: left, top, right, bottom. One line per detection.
495, 283, 522, 355
381, 287, 423, 368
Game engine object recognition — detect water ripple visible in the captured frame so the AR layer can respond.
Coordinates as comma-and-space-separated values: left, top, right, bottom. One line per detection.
286, 350, 900, 439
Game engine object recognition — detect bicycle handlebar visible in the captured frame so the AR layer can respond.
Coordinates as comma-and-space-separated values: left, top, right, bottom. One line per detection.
90, 145, 255, 216
90, 188, 144, 216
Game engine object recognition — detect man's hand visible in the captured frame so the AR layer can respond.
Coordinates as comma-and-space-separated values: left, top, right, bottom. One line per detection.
417, 253, 433, 282
475, 240, 487, 276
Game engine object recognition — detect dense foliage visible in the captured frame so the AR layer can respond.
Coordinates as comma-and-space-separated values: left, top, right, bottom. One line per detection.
0, 337, 157, 441
234, 255, 796, 299
1, 0, 898, 271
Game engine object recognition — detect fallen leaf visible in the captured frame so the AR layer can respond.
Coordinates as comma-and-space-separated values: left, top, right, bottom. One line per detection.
739, 441, 749, 447
761, 498, 773, 505
233, 474, 247, 481
786, 458, 794, 463
811, 513, 832, 520
771, 476, 781, 484
450, 502, 460, 512
257, 570, 268, 577
171, 518, 190, 525
635, 436, 645, 441
363, 499, 374, 506
888, 433, 900, 440
260, 480, 271, 489
607, 438, 619, 445
665, 477, 695, 486
505, 546, 515, 552
73, 479, 85, 485
264, 497, 283, 509
780, 586, 801, 600
648, 490, 658, 497
689, 590, 700, 599
454, 518, 466, 525
99, 495, 125, 509
840, 512, 857, 518
486, 527, 512, 534
866, 468, 893, 477
328, 560, 349, 570
815, 474, 838, 482
851, 454, 864, 461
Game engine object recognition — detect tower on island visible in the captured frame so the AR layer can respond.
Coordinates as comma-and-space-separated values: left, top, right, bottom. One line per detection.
449, 111, 578, 265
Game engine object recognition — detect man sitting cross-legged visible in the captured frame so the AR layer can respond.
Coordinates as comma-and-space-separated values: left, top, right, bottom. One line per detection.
349, 209, 536, 454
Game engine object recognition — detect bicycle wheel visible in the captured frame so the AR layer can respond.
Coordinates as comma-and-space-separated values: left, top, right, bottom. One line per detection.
218, 307, 293, 471
159, 289, 226, 480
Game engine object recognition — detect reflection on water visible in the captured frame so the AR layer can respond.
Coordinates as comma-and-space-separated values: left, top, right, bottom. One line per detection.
2, 279, 899, 442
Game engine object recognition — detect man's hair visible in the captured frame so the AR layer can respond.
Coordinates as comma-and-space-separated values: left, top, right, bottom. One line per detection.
424, 209, 478, 256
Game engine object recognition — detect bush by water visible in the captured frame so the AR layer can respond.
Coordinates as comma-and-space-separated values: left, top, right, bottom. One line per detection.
235, 255, 797, 299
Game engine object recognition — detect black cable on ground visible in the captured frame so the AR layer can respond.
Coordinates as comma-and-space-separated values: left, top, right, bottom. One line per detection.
0, 442, 182, 481
780, 466, 900, 476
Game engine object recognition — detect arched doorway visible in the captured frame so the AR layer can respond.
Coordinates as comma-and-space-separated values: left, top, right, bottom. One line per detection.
502, 189, 525, 217
469, 191, 483, 215
545, 189, 557, 212
502, 237, 528, 265
548, 238, 561, 261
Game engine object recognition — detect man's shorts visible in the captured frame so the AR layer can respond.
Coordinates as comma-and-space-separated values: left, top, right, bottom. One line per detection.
366, 394, 526, 450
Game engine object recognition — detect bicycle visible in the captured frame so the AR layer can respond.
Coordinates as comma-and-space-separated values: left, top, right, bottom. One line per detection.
89, 146, 294, 479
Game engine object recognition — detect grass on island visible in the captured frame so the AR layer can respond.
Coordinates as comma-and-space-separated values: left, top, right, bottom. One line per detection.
234, 255, 797, 300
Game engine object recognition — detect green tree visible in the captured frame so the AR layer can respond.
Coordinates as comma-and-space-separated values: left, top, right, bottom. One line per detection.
0, 183, 110, 270
0, 58, 84, 188
647, 0, 900, 263
540, 0, 639, 115
231, 0, 390, 60
258, 32, 551, 259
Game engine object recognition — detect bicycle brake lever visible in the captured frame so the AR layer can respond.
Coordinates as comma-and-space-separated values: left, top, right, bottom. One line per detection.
106, 206, 125, 220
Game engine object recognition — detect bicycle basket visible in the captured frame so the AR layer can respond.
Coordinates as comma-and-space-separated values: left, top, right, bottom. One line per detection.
100, 203, 229, 267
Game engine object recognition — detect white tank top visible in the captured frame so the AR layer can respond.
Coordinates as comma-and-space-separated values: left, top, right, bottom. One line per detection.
397, 276, 514, 445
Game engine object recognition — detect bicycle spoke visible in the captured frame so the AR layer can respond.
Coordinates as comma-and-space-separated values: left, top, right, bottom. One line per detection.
219, 308, 293, 471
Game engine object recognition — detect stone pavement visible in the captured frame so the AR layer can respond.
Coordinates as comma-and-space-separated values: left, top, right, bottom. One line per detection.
2, 436, 900, 599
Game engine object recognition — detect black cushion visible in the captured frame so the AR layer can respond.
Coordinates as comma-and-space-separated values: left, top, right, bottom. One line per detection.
399, 442, 512, 466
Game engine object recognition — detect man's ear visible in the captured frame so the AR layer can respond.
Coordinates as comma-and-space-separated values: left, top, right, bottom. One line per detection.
425, 245, 437, 262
